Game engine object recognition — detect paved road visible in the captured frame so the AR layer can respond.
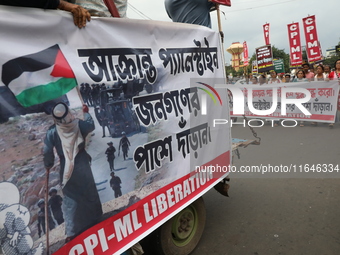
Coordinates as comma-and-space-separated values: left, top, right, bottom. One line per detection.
191, 121, 340, 255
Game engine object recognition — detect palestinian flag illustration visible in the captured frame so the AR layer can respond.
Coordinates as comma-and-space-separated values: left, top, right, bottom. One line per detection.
1, 44, 77, 107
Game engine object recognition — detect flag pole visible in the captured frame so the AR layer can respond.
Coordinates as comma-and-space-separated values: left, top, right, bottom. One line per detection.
216, 4, 224, 44
44, 167, 50, 255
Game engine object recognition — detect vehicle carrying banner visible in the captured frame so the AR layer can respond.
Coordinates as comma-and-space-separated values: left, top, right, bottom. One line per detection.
0, 6, 231, 255
229, 81, 339, 123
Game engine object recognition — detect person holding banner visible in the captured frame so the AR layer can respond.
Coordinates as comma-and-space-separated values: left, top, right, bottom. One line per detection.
293, 70, 308, 127
293, 70, 307, 82
250, 76, 258, 84
268, 70, 281, 84
164, 0, 216, 28
259, 75, 267, 85
328, 59, 340, 128
284, 74, 291, 83
302, 63, 315, 81
43, 103, 103, 242
324, 65, 331, 77
0, 0, 91, 28
314, 64, 327, 81
328, 59, 340, 80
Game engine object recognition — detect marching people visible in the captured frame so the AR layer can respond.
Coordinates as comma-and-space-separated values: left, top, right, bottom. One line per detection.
278, 73, 285, 82
293, 70, 308, 127
118, 131, 131, 160
302, 63, 315, 81
110, 172, 122, 198
314, 64, 327, 81
48, 187, 64, 225
43, 102, 103, 242
310, 64, 328, 127
284, 74, 291, 83
327, 59, 340, 128
293, 70, 307, 82
258, 74, 267, 85
106, 141, 116, 171
324, 65, 331, 77
250, 76, 258, 84
267, 70, 282, 126
37, 199, 55, 238
268, 70, 281, 84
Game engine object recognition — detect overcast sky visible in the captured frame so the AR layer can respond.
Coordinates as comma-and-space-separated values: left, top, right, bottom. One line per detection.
126, 0, 339, 63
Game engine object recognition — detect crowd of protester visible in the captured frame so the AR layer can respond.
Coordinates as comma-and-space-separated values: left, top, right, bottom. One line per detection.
233, 60, 340, 128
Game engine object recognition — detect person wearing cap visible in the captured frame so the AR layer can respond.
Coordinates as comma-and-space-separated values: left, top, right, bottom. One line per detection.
43, 102, 102, 242
37, 199, 55, 238
48, 187, 64, 225
109, 172, 122, 198
105, 141, 116, 171
118, 131, 130, 160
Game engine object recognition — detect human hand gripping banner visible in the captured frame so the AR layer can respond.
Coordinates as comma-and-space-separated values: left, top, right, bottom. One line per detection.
0, 6, 231, 255
229, 81, 340, 123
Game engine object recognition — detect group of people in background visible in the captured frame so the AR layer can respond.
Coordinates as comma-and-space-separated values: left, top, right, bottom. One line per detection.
239, 59, 340, 128
244, 62, 336, 85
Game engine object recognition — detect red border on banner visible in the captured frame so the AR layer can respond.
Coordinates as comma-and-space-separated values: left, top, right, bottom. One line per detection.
230, 111, 335, 122
54, 151, 231, 255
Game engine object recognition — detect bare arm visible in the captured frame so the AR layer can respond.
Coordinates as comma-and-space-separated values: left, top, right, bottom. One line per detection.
58, 0, 91, 28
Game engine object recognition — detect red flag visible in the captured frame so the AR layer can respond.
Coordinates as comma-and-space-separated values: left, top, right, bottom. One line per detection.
302, 15, 322, 63
243, 41, 249, 66
211, 0, 231, 6
263, 23, 270, 45
287, 22, 303, 67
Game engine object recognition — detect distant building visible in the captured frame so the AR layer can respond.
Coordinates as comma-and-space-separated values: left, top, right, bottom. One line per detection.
326, 47, 336, 58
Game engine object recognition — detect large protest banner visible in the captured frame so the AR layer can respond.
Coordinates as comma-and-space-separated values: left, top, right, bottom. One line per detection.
229, 81, 339, 123
0, 6, 231, 255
